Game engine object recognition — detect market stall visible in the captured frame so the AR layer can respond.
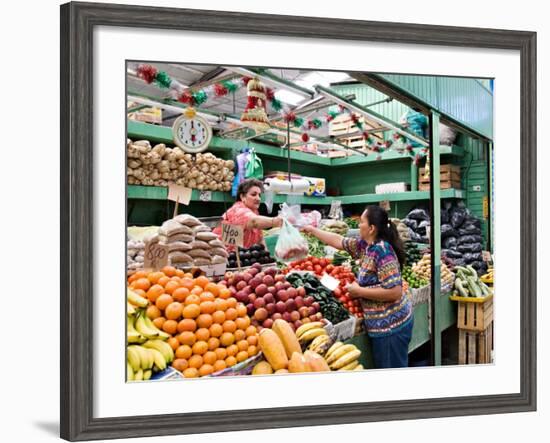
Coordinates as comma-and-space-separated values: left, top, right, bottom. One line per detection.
125, 64, 495, 378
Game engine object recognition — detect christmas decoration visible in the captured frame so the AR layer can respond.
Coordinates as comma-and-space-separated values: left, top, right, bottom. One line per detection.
240, 77, 271, 131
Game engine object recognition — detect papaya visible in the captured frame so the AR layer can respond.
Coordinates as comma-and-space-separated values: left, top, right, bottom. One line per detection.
258, 328, 288, 371
252, 361, 273, 375
304, 350, 331, 372
288, 352, 310, 373
272, 319, 302, 359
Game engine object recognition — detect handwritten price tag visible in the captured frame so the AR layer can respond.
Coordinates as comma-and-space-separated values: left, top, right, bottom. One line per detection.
221, 223, 244, 248
320, 273, 340, 291
144, 241, 169, 271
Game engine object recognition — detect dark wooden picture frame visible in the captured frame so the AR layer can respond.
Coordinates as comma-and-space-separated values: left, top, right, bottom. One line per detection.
60, 2, 537, 441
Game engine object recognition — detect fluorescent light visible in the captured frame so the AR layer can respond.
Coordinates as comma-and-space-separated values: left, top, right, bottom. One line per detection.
296, 71, 350, 89
274, 89, 305, 106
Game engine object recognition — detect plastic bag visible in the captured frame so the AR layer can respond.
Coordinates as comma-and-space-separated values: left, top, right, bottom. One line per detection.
464, 215, 481, 228
441, 224, 457, 239
457, 234, 483, 245
440, 123, 457, 146
470, 261, 487, 274
450, 206, 467, 228
443, 236, 458, 249
458, 225, 482, 236
264, 190, 275, 214
299, 211, 322, 228
442, 249, 463, 259
244, 148, 264, 180
457, 243, 483, 253
278, 203, 302, 225
275, 219, 309, 263
463, 252, 482, 262
408, 208, 430, 221
452, 258, 467, 267
403, 218, 418, 230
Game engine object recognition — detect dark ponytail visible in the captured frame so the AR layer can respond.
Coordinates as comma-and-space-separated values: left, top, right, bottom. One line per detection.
364, 205, 406, 268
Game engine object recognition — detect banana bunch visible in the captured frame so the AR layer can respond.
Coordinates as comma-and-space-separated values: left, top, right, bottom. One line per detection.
306, 334, 334, 356
296, 322, 328, 345
130, 309, 171, 342
325, 342, 363, 371
127, 340, 174, 381
127, 287, 149, 308
481, 267, 493, 284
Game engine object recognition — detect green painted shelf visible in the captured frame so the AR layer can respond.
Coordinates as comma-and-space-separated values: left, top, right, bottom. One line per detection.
128, 185, 465, 205
127, 121, 463, 167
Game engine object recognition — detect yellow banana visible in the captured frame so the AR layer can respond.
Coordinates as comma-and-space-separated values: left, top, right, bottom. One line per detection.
127, 316, 146, 344
296, 322, 324, 340
143, 340, 174, 363
127, 288, 149, 307
143, 369, 153, 380
354, 364, 364, 371
134, 369, 144, 381
149, 348, 167, 371
127, 362, 135, 381
126, 346, 141, 372
134, 311, 160, 339
330, 349, 361, 370
298, 328, 327, 344
307, 335, 332, 355
142, 313, 170, 340
324, 341, 344, 362
338, 359, 360, 371
127, 302, 136, 316
130, 345, 153, 370
326, 344, 357, 365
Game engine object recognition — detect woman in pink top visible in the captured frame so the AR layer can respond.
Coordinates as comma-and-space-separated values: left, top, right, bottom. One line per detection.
213, 179, 283, 250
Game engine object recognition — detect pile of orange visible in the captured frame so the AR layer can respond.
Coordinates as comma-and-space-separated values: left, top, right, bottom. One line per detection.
128, 266, 259, 378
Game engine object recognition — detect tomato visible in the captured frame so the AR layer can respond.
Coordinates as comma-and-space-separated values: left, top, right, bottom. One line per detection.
325, 264, 334, 273
333, 288, 342, 297
314, 265, 322, 274
306, 266, 313, 271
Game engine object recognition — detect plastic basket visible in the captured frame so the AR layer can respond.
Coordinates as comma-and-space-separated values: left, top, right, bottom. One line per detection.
324, 315, 357, 341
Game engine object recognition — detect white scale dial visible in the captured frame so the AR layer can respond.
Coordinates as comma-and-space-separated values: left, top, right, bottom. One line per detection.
172, 112, 213, 153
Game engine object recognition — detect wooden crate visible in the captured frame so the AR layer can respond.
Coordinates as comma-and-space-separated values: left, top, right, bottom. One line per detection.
418, 164, 461, 191
458, 322, 493, 365
328, 114, 385, 149
451, 294, 494, 332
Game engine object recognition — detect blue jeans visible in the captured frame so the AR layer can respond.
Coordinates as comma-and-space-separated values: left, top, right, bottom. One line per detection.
370, 318, 414, 369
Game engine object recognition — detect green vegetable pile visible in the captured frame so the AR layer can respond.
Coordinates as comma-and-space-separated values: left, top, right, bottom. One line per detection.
344, 217, 359, 229
332, 251, 359, 275
304, 233, 326, 258
454, 265, 493, 298
286, 272, 350, 324
402, 265, 428, 289
405, 242, 422, 267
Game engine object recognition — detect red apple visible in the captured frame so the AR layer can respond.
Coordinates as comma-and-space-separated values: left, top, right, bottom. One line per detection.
248, 293, 257, 303
294, 320, 303, 330
295, 296, 304, 309
254, 308, 268, 322
309, 314, 318, 322
267, 286, 276, 295
264, 267, 278, 277
253, 298, 266, 309
263, 275, 275, 287
282, 312, 292, 322
312, 302, 321, 312
266, 303, 275, 315
283, 282, 292, 290
275, 301, 286, 313
236, 281, 247, 291
285, 299, 296, 312
308, 306, 316, 316
249, 276, 262, 290
274, 274, 286, 283
255, 284, 268, 297
246, 303, 255, 316
272, 313, 283, 320
264, 293, 275, 304
297, 287, 306, 297
242, 272, 253, 283
229, 286, 237, 296
304, 296, 314, 307
277, 290, 289, 302
235, 291, 249, 304
286, 287, 297, 299
298, 306, 310, 318
290, 310, 300, 322
262, 318, 274, 329
233, 274, 243, 284
274, 282, 285, 293
248, 267, 259, 276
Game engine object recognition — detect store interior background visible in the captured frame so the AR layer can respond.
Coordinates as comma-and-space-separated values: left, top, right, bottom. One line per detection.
0, 0, 547, 442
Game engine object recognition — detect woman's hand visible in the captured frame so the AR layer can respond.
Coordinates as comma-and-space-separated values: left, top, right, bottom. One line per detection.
272, 216, 283, 228
300, 225, 315, 234
346, 282, 364, 299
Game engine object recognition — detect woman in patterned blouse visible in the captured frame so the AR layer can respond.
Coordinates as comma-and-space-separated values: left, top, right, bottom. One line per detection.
213, 179, 283, 251
302, 205, 413, 368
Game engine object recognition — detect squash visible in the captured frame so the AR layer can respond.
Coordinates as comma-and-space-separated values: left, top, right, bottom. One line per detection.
258, 329, 288, 370
272, 319, 302, 359
288, 352, 310, 373
252, 361, 273, 375
304, 350, 330, 372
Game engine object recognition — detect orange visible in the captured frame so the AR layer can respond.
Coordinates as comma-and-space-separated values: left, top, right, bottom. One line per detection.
167, 337, 180, 351
209, 323, 223, 338
180, 278, 195, 291
146, 305, 161, 320
247, 345, 258, 356
220, 333, 235, 347
170, 276, 182, 284
212, 311, 225, 325
161, 266, 177, 277
155, 294, 174, 311
199, 291, 215, 303
172, 287, 190, 303
235, 317, 249, 331
196, 314, 213, 329
215, 299, 228, 312
146, 284, 164, 303
191, 286, 203, 296
246, 335, 258, 346
195, 275, 210, 289
225, 344, 238, 357
237, 340, 249, 352
183, 272, 194, 279
172, 358, 188, 372
203, 351, 217, 365
182, 304, 200, 319
128, 270, 147, 284
204, 282, 219, 297
178, 331, 196, 346
162, 320, 178, 335
236, 304, 247, 317
225, 308, 238, 321
158, 276, 171, 287
218, 287, 231, 299
225, 356, 237, 367
176, 345, 193, 360
245, 326, 257, 337
153, 317, 166, 329
184, 294, 201, 306
192, 341, 208, 355
208, 337, 220, 351
226, 297, 237, 309
236, 351, 249, 363
198, 364, 214, 377
147, 271, 165, 285
183, 367, 199, 378
200, 301, 216, 315
214, 347, 227, 361
222, 320, 236, 334
234, 329, 246, 342
213, 360, 227, 372
195, 328, 210, 342
133, 278, 151, 291
188, 354, 203, 369
166, 302, 185, 321
164, 281, 180, 295
175, 269, 185, 278
177, 319, 197, 333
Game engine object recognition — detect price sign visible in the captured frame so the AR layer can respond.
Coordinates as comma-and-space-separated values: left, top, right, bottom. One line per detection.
221, 223, 244, 248
320, 273, 340, 291
167, 184, 192, 205
144, 241, 169, 270
199, 191, 212, 202
379, 200, 391, 212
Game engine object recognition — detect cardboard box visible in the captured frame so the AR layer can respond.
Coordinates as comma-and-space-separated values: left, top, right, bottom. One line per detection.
303, 176, 326, 196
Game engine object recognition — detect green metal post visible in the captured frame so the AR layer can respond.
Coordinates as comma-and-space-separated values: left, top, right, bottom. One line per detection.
488, 142, 494, 251
429, 111, 442, 366
410, 161, 418, 191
